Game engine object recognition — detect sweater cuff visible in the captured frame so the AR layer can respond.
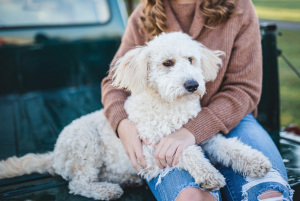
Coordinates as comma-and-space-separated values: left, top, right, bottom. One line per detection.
183, 107, 228, 144
105, 101, 128, 137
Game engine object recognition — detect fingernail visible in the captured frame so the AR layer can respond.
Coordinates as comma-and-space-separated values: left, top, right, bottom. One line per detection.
145, 139, 150, 145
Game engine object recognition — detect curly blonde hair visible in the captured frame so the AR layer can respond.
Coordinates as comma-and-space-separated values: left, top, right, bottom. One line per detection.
139, 0, 239, 40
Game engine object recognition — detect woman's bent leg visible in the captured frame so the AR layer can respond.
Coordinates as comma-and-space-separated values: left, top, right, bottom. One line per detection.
146, 168, 221, 201
216, 113, 294, 201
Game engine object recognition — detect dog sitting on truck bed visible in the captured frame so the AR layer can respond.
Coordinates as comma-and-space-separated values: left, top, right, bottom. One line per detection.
0, 32, 271, 200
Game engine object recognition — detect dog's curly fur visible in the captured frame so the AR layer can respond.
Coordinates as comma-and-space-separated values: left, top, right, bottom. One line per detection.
0, 32, 271, 200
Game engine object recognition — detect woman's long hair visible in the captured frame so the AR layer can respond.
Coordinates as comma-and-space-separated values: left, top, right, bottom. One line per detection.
139, 0, 239, 40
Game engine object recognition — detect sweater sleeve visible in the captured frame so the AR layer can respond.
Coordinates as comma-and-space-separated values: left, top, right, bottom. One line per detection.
183, 2, 263, 144
101, 10, 142, 134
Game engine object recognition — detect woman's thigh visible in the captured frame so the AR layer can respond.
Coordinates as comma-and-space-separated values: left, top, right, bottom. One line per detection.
146, 167, 221, 201
217, 113, 293, 201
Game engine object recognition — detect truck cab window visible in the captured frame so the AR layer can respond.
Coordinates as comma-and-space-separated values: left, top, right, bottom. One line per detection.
0, 0, 110, 28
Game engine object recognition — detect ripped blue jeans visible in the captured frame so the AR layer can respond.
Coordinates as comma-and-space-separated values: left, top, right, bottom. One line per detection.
146, 113, 294, 201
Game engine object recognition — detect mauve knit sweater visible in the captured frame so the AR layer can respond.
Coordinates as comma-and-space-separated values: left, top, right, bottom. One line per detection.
101, 0, 262, 144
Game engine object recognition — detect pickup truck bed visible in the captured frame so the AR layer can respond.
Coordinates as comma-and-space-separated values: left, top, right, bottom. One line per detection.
0, 86, 102, 159
0, 0, 299, 199
0, 85, 157, 201
0, 85, 299, 200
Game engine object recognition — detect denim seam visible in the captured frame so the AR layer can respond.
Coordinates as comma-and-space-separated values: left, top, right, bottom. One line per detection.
226, 184, 235, 201
218, 166, 238, 201
224, 175, 238, 201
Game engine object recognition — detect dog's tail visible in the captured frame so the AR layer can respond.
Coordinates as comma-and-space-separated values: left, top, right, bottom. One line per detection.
0, 152, 55, 179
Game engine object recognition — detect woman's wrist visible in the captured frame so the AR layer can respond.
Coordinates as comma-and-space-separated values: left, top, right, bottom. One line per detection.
117, 118, 129, 138
181, 127, 196, 145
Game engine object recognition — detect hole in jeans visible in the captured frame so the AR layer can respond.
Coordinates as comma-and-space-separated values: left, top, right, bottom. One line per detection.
258, 190, 286, 201
176, 187, 218, 201
241, 168, 294, 201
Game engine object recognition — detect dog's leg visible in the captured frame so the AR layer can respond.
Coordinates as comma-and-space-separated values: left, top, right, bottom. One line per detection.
99, 171, 144, 188
51, 112, 124, 200
176, 145, 226, 191
63, 144, 124, 200
201, 134, 271, 178
69, 164, 123, 200
69, 179, 123, 200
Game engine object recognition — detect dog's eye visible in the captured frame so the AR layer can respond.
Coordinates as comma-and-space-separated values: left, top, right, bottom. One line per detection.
163, 60, 174, 67
188, 58, 193, 64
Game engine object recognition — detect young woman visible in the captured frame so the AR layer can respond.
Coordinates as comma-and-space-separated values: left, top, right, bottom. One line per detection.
101, 0, 293, 200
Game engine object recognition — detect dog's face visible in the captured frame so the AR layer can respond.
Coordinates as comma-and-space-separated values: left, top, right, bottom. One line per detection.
112, 32, 224, 102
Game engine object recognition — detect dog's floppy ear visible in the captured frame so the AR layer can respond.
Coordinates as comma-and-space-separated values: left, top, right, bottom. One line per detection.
112, 46, 149, 94
200, 44, 225, 82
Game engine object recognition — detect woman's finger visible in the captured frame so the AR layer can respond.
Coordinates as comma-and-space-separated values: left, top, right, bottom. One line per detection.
157, 140, 172, 167
142, 138, 151, 145
154, 140, 165, 168
173, 145, 184, 166
165, 142, 180, 167
155, 156, 164, 169
129, 151, 141, 171
135, 142, 147, 168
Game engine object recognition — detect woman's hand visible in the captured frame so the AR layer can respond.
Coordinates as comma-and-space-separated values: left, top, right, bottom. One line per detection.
154, 128, 195, 168
117, 118, 147, 171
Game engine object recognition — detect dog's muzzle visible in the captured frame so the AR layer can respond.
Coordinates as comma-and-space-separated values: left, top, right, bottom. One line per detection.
184, 80, 199, 92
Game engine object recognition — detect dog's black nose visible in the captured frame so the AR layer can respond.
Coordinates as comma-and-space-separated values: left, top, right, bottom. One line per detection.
184, 80, 199, 92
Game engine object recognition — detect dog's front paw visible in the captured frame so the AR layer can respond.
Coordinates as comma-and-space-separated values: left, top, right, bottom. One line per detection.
244, 151, 272, 178
101, 183, 124, 200
194, 170, 226, 191
138, 166, 161, 181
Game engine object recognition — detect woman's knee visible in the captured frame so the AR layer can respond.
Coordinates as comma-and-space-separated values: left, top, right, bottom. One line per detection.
176, 187, 217, 201
258, 190, 285, 201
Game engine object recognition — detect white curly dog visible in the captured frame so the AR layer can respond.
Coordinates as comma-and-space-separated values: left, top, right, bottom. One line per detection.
0, 32, 271, 200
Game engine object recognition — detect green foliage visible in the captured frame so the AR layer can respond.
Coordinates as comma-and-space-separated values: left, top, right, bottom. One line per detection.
277, 30, 300, 127
253, 0, 300, 22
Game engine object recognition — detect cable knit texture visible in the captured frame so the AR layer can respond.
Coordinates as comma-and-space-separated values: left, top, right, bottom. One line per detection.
101, 0, 262, 144
169, 1, 195, 33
